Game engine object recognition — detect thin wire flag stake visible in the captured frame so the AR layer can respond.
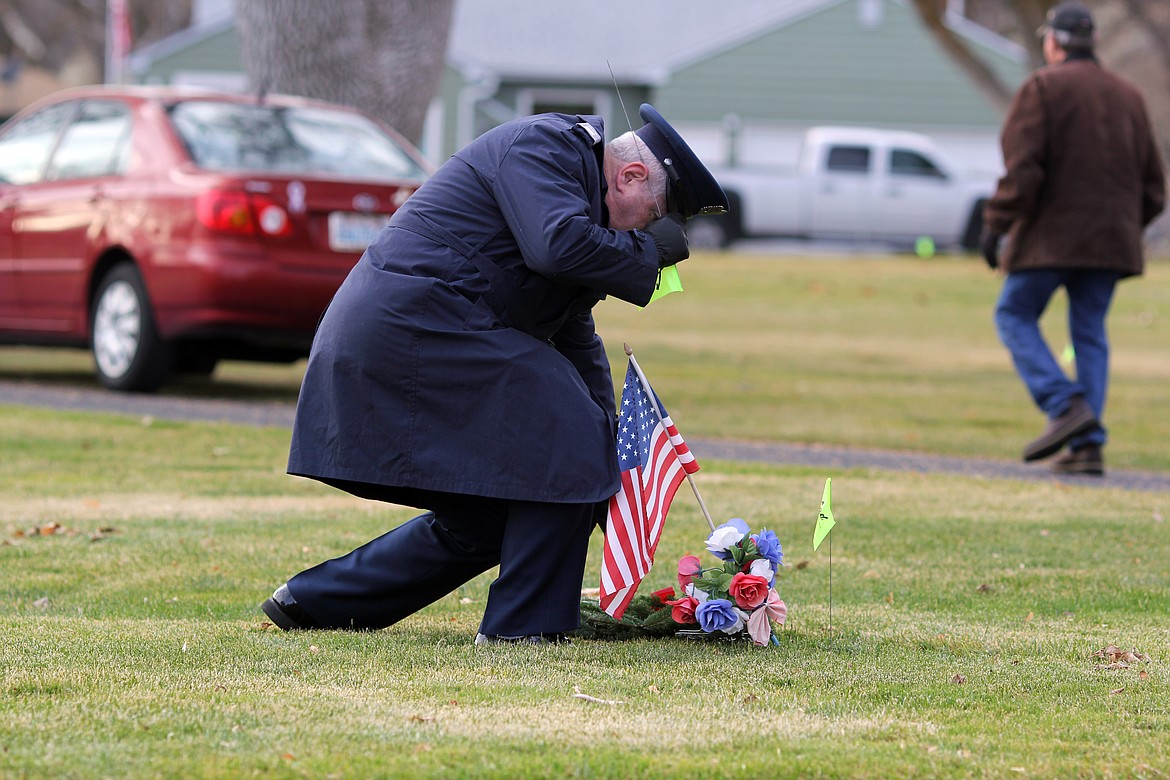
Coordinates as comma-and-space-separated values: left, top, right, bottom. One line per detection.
625, 343, 716, 532
813, 477, 837, 635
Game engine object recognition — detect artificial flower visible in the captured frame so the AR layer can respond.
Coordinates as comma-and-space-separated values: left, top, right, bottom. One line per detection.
752, 529, 783, 567
748, 558, 775, 584
677, 555, 702, 588
695, 599, 742, 633
705, 518, 749, 559
665, 595, 700, 624
764, 589, 787, 624
728, 572, 770, 609
747, 605, 773, 646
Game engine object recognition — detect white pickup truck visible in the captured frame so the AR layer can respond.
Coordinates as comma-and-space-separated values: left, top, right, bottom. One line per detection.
690, 127, 996, 251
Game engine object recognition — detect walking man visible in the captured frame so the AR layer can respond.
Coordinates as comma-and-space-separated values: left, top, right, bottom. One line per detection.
982, 0, 1165, 476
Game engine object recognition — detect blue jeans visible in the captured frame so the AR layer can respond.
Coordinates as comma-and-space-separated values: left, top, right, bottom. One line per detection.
994, 269, 1121, 449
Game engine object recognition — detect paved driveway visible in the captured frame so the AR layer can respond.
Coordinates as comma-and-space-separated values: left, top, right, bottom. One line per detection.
3, 379, 1169, 493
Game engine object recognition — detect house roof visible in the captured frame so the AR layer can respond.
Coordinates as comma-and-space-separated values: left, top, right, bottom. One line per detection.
446, 0, 836, 84
446, 0, 1024, 85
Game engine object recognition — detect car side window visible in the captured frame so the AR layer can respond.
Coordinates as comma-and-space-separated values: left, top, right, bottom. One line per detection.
825, 145, 871, 174
890, 148, 947, 180
0, 102, 74, 185
45, 101, 133, 182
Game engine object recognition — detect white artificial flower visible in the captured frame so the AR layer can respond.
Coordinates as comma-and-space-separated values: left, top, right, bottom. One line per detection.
686, 583, 709, 602
705, 525, 745, 554
726, 608, 747, 633
749, 559, 775, 581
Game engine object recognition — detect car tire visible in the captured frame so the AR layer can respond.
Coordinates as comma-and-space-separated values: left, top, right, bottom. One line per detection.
687, 215, 731, 250
90, 263, 172, 392
173, 343, 220, 377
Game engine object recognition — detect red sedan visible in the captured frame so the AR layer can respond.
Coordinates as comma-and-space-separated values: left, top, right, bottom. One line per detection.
0, 86, 430, 391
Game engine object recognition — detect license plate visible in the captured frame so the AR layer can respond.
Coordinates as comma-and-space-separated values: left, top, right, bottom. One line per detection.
328, 212, 391, 252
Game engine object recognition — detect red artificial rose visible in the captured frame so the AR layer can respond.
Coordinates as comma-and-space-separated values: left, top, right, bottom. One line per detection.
651, 586, 676, 605
665, 595, 700, 624
728, 572, 771, 609
677, 555, 702, 588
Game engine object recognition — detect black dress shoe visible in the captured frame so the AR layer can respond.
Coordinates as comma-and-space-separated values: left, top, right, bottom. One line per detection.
1051, 443, 1104, 476
260, 584, 319, 631
1023, 396, 1098, 462
473, 632, 569, 646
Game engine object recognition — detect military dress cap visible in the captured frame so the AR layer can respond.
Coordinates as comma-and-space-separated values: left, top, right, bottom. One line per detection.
1039, 1, 1094, 46
634, 103, 729, 220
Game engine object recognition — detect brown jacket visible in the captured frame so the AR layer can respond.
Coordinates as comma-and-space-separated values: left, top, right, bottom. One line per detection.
985, 55, 1165, 277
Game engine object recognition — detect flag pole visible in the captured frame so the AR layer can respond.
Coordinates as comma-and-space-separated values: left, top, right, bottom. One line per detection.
624, 343, 716, 532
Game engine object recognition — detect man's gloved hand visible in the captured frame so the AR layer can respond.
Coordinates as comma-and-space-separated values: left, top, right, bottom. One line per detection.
980, 228, 1003, 270
643, 213, 690, 268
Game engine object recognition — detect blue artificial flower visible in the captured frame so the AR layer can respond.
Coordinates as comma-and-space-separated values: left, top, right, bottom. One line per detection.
695, 598, 741, 633
752, 529, 784, 567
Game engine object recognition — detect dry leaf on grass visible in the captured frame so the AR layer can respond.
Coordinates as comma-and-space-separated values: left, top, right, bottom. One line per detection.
1093, 645, 1150, 668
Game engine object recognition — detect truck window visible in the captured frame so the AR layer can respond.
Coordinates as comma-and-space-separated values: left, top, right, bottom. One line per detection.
890, 149, 947, 180
825, 146, 870, 174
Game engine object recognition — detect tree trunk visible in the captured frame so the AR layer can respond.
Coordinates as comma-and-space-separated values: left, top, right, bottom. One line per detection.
235, 0, 453, 145
912, 0, 1015, 112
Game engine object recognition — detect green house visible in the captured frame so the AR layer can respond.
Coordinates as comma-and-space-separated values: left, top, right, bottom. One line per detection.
130, 0, 1028, 174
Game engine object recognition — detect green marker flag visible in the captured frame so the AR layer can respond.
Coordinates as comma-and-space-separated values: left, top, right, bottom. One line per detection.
813, 477, 836, 551
645, 265, 684, 305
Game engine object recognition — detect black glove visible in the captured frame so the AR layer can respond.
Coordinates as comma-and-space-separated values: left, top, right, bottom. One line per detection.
643, 213, 690, 268
980, 228, 1002, 270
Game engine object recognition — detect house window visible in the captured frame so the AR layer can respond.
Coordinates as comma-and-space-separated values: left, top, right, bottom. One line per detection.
517, 89, 611, 120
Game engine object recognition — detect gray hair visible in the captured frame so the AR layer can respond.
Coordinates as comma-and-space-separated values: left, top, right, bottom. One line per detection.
607, 131, 668, 202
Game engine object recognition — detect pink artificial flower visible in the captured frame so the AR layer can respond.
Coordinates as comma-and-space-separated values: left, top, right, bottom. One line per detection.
764, 589, 788, 624
728, 572, 770, 609
665, 595, 700, 624
747, 605, 772, 646
677, 555, 702, 588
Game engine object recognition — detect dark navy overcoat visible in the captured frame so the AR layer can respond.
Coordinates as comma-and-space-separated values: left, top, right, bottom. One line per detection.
288, 114, 661, 504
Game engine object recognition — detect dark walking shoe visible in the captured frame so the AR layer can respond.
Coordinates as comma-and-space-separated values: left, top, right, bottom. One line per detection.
1022, 396, 1098, 462
261, 584, 319, 630
474, 632, 570, 646
1051, 444, 1104, 476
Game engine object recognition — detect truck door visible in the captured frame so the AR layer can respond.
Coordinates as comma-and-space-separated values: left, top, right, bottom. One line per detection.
808, 144, 872, 239
874, 148, 957, 243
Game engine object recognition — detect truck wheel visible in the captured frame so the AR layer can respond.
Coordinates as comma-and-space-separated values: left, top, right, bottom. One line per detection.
687, 215, 731, 250
91, 263, 173, 392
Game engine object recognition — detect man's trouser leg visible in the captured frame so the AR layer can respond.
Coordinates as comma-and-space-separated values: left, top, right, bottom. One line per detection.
1065, 270, 1120, 449
994, 269, 1085, 417
286, 489, 507, 630
478, 500, 594, 637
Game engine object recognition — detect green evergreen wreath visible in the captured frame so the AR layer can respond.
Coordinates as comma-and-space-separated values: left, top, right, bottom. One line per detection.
574, 594, 684, 640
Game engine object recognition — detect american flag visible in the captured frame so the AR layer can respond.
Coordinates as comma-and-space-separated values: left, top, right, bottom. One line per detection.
599, 360, 699, 619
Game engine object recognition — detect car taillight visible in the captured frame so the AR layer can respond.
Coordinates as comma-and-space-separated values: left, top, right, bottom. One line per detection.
196, 190, 293, 237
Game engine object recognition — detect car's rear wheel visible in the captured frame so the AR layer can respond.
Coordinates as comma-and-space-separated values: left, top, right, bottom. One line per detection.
687, 215, 732, 250
91, 263, 172, 392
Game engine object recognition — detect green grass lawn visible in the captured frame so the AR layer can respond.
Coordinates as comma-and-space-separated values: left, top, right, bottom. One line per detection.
3, 252, 1170, 778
